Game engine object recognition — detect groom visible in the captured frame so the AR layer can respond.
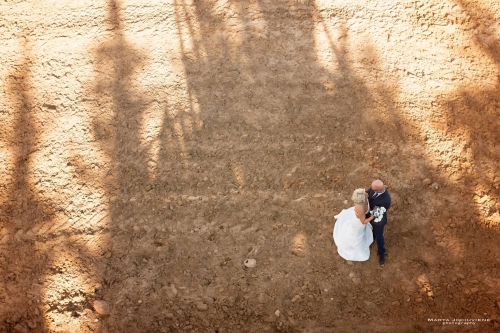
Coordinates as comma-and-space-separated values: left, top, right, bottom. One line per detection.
366, 180, 391, 266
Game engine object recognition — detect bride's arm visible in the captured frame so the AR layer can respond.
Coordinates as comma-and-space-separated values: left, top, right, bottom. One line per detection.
354, 205, 374, 224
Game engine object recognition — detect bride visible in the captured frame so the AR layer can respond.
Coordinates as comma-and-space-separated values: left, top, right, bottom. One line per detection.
333, 188, 374, 261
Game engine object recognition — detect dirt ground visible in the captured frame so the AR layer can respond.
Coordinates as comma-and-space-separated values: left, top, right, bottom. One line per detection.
1, 0, 500, 332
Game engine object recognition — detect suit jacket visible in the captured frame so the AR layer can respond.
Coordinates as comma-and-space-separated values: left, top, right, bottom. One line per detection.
366, 187, 391, 224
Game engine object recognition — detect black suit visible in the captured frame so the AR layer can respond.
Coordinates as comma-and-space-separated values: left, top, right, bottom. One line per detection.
366, 187, 391, 256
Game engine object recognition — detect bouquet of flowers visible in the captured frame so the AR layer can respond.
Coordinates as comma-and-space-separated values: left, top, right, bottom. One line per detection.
371, 206, 386, 223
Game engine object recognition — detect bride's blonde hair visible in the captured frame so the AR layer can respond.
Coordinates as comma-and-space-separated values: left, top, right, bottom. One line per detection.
351, 188, 366, 204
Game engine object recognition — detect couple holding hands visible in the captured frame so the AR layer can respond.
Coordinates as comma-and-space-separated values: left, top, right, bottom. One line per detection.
333, 180, 392, 266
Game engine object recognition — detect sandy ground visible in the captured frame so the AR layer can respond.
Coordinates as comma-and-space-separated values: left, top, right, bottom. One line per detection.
1, 0, 500, 332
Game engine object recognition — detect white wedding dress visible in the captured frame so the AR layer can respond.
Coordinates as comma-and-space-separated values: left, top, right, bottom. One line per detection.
333, 205, 373, 261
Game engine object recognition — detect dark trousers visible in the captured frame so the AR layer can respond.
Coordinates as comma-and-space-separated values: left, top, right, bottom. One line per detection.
370, 220, 386, 255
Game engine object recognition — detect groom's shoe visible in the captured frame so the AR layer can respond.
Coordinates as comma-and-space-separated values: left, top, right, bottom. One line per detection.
378, 254, 385, 266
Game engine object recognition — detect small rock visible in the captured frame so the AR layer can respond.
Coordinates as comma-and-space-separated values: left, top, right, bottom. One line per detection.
431, 183, 439, 190
291, 295, 301, 303
422, 178, 432, 185
258, 293, 270, 304
202, 296, 215, 304
346, 260, 353, 266
13, 324, 27, 333
34, 308, 40, 316
348, 272, 355, 278
15, 229, 24, 240
275, 310, 280, 317
27, 321, 36, 329
450, 223, 456, 228
391, 301, 400, 306
93, 300, 111, 315
244, 259, 256, 268
471, 288, 479, 293
196, 302, 208, 311
416, 297, 423, 303
104, 252, 112, 259
0, 235, 9, 244
171, 284, 178, 295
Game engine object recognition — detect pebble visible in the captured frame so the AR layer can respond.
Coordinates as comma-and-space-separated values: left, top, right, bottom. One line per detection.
244, 259, 256, 268
258, 293, 270, 303
203, 296, 215, 304
196, 302, 208, 311
422, 178, 432, 185
27, 321, 36, 329
470, 288, 479, 293
93, 300, 111, 315
291, 295, 301, 303
391, 301, 400, 306
431, 183, 439, 190
275, 310, 280, 317
13, 324, 27, 333
171, 284, 178, 295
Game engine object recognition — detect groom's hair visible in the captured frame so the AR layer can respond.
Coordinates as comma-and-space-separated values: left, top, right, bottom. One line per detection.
351, 188, 366, 204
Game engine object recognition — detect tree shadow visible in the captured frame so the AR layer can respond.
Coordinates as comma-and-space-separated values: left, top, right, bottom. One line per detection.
426, 0, 500, 321
82, 0, 500, 331
0, 37, 55, 332
167, 0, 429, 330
